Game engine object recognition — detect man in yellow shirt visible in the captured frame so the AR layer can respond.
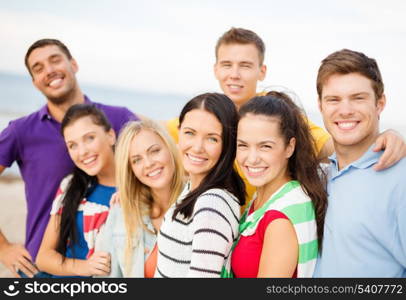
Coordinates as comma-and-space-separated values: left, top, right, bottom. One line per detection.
167, 28, 331, 154
166, 27, 405, 206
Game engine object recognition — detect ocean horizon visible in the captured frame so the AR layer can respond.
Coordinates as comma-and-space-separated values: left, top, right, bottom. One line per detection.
1, 71, 405, 177
0, 71, 191, 177
0, 71, 191, 123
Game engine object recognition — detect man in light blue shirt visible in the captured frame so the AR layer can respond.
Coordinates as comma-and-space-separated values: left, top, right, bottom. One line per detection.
314, 49, 406, 277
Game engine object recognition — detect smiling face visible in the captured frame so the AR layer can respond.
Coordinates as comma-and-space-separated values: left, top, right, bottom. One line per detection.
129, 129, 175, 192
319, 72, 385, 155
178, 109, 223, 188
214, 43, 266, 108
237, 114, 294, 190
27, 45, 79, 104
64, 116, 116, 179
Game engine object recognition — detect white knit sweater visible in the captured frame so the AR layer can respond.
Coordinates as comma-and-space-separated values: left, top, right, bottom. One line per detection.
155, 184, 240, 278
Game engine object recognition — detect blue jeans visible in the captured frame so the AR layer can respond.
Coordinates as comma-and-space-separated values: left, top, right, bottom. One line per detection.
18, 270, 52, 278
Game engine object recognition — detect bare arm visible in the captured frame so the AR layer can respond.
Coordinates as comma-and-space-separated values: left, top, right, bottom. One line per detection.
0, 164, 39, 277
257, 219, 298, 278
373, 129, 406, 171
317, 137, 334, 163
36, 214, 110, 277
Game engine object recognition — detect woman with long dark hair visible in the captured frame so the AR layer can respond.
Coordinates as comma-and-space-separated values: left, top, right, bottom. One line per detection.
155, 93, 246, 277
36, 104, 115, 277
225, 91, 328, 278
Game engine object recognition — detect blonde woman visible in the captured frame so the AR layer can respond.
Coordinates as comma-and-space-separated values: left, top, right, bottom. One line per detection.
96, 119, 184, 277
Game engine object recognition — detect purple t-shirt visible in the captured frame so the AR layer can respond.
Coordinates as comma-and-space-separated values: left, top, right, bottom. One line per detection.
0, 96, 137, 260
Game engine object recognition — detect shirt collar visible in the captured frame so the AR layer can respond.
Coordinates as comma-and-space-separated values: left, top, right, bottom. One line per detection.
39, 105, 51, 121
39, 95, 92, 121
142, 215, 155, 231
329, 144, 382, 178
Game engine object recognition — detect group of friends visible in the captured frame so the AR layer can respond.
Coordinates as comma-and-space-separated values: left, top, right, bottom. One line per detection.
0, 28, 405, 278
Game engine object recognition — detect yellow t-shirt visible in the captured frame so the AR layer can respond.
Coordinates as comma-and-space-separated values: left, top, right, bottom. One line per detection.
165, 118, 180, 143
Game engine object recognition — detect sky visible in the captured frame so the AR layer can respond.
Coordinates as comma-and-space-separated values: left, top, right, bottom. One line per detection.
1, 0, 406, 130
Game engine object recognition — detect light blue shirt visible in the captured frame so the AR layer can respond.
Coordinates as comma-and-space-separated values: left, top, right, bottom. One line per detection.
314, 146, 406, 277
95, 204, 157, 277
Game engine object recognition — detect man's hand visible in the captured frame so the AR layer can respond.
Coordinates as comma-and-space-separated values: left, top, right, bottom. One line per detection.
373, 129, 406, 171
0, 243, 39, 277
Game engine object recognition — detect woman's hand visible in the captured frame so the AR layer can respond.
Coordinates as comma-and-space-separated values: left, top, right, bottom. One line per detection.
109, 192, 121, 206
78, 251, 111, 277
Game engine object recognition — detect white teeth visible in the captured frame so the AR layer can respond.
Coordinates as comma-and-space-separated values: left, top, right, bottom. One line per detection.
83, 156, 96, 164
337, 122, 357, 129
49, 78, 62, 87
188, 154, 206, 162
148, 168, 162, 177
247, 167, 266, 173
229, 84, 242, 89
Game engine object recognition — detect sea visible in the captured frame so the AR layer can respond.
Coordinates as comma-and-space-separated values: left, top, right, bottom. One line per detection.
1, 71, 405, 178
0, 71, 190, 177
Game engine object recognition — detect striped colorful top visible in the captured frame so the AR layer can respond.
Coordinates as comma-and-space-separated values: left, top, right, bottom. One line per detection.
51, 175, 114, 260
223, 180, 317, 278
155, 183, 241, 278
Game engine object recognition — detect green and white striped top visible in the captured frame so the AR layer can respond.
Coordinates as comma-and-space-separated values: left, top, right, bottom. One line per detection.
222, 180, 318, 278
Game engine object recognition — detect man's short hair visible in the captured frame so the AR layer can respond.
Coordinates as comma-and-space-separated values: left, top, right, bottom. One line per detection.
215, 27, 265, 65
25, 39, 73, 75
317, 49, 384, 100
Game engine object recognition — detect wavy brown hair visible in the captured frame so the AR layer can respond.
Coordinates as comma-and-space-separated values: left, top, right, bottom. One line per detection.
173, 93, 246, 220
239, 91, 328, 249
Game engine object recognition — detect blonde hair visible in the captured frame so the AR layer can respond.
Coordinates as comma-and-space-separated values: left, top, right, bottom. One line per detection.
114, 119, 184, 276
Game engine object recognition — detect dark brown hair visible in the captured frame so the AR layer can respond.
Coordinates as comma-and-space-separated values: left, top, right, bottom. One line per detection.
25, 39, 73, 76
57, 104, 112, 258
239, 91, 328, 250
317, 49, 384, 101
215, 27, 265, 65
173, 93, 246, 220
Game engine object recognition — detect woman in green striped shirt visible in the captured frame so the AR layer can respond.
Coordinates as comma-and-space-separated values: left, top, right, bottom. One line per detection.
223, 91, 328, 278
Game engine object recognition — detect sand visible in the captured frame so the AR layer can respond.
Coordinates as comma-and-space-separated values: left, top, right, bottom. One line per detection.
0, 176, 26, 277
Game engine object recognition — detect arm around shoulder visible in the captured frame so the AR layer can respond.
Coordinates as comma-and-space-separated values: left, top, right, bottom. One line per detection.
373, 129, 406, 171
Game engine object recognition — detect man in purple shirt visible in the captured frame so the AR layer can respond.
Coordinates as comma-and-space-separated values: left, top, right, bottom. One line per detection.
0, 39, 138, 277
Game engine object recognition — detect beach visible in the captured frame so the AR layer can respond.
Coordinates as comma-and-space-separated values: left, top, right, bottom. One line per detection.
0, 176, 26, 277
